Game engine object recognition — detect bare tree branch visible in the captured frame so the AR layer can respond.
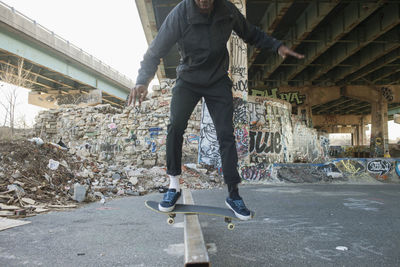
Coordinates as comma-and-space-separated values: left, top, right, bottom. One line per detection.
0, 57, 37, 135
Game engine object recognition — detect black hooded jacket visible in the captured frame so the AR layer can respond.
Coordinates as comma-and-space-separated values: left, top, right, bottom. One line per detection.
136, 0, 282, 87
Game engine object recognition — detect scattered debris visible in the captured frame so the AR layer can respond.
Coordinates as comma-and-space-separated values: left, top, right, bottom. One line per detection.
336, 246, 349, 251
0, 217, 31, 231
0, 139, 224, 219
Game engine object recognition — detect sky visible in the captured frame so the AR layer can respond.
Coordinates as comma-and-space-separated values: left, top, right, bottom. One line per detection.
0, 0, 150, 126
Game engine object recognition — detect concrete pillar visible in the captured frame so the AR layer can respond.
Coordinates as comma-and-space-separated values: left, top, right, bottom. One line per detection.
370, 97, 389, 157
304, 90, 313, 128
353, 127, 358, 146
359, 116, 365, 146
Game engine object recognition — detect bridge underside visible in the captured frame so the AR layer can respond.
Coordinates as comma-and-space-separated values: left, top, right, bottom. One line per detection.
0, 49, 123, 108
0, 1, 133, 108
135, 0, 400, 157
137, 0, 400, 117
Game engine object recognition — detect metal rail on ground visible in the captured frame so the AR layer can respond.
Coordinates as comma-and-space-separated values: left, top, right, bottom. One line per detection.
182, 189, 210, 267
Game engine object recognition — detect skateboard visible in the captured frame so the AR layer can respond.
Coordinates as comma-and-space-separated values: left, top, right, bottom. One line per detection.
145, 200, 254, 230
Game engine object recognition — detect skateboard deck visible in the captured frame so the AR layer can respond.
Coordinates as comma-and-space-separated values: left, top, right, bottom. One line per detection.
145, 200, 254, 230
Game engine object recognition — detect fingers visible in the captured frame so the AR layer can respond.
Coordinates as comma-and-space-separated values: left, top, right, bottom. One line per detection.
128, 90, 134, 106
139, 90, 148, 105
132, 89, 137, 107
129, 85, 148, 107
279, 45, 305, 59
288, 50, 305, 59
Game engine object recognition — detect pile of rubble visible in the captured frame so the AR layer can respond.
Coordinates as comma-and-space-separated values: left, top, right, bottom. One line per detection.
0, 139, 223, 219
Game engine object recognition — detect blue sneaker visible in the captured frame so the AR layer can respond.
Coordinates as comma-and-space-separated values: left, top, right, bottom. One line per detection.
159, 189, 181, 212
225, 197, 252, 220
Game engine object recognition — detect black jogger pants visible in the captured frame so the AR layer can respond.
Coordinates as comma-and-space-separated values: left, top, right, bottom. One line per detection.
166, 77, 241, 185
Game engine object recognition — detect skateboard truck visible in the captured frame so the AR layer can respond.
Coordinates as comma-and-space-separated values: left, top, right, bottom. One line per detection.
145, 200, 253, 230
167, 211, 235, 230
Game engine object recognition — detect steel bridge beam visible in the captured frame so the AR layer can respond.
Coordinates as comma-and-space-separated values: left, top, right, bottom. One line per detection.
343, 48, 400, 83
334, 29, 400, 84
261, 1, 338, 81
308, 3, 400, 83
277, 2, 382, 84
248, 1, 294, 68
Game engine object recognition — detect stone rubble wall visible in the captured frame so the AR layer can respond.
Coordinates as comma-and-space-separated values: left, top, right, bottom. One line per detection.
34, 79, 202, 167
34, 79, 329, 179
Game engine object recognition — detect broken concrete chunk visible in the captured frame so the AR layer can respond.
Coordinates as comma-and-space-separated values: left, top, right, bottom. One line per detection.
7, 184, 25, 197
72, 183, 87, 203
21, 198, 36, 205
48, 159, 60, 170
129, 177, 138, 186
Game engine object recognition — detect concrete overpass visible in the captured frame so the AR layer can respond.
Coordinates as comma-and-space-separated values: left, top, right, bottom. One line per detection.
0, 1, 134, 108
135, 0, 400, 157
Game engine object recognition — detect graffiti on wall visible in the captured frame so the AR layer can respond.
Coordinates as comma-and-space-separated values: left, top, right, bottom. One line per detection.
381, 87, 393, 102
240, 163, 272, 181
249, 131, 282, 154
395, 161, 400, 177
235, 127, 249, 159
367, 159, 392, 176
335, 159, 365, 177
233, 97, 248, 125
247, 97, 292, 165
199, 102, 221, 168
317, 163, 342, 178
251, 88, 305, 105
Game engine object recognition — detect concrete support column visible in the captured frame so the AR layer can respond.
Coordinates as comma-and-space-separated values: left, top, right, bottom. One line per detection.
353, 127, 359, 146
305, 90, 313, 128
359, 116, 366, 146
370, 97, 389, 157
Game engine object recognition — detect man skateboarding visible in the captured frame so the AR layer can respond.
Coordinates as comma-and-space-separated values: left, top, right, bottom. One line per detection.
128, 0, 304, 220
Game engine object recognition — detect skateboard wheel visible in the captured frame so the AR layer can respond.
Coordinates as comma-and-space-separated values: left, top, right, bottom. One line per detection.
227, 223, 235, 230
224, 217, 232, 223
167, 218, 175, 225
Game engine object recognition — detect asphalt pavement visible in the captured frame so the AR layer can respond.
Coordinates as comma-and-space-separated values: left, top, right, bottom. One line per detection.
1, 183, 399, 267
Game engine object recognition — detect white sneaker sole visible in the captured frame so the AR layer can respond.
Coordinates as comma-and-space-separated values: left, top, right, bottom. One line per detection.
158, 203, 175, 212
225, 201, 251, 221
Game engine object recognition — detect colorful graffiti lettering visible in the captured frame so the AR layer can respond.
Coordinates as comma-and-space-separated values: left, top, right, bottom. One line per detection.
395, 161, 400, 178
235, 127, 249, 159
186, 134, 199, 144
251, 88, 305, 105
336, 159, 365, 176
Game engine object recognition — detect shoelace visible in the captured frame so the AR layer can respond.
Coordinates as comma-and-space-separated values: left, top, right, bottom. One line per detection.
163, 191, 177, 202
233, 199, 248, 211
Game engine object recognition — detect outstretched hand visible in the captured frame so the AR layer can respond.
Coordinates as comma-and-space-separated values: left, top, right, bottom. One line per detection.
278, 45, 304, 60
128, 84, 148, 107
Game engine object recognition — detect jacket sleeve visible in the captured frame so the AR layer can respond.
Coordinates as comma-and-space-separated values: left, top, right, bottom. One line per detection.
231, 4, 282, 52
136, 7, 182, 86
